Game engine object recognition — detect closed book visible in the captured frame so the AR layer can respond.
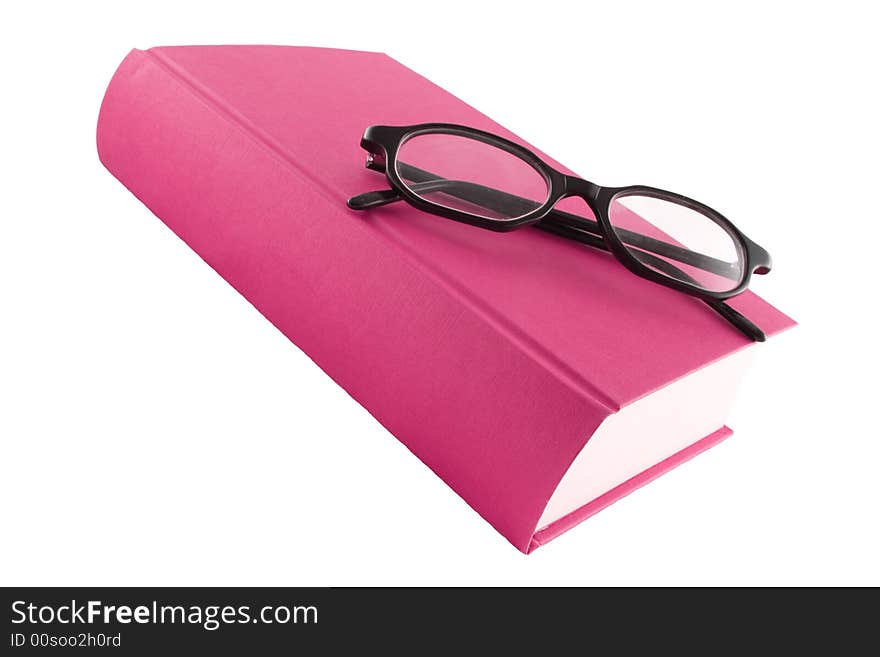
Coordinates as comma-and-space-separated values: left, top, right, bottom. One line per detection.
97, 46, 794, 552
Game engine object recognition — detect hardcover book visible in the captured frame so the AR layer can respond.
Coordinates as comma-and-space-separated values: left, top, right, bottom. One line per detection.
97, 46, 794, 552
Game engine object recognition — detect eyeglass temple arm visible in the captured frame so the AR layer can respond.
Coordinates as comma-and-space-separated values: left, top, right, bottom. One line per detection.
351, 186, 764, 341
537, 221, 765, 341
348, 164, 764, 341
349, 165, 740, 281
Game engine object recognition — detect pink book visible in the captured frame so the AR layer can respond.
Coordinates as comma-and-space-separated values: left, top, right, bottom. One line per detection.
97, 46, 794, 553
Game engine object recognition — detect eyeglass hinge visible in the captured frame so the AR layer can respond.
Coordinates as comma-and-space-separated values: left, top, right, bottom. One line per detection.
365, 152, 386, 172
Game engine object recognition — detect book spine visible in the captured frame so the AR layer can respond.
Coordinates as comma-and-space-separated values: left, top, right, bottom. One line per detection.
96, 50, 610, 552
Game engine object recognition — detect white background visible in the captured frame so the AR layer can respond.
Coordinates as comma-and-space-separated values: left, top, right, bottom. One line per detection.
1, 1, 877, 585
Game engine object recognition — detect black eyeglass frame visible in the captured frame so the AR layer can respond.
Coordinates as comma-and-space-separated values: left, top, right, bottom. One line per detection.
347, 123, 773, 340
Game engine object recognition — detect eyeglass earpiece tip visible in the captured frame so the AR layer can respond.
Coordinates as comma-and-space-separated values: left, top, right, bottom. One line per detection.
346, 189, 402, 210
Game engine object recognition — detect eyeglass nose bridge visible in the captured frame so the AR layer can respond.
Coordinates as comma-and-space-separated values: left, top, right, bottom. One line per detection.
560, 175, 601, 203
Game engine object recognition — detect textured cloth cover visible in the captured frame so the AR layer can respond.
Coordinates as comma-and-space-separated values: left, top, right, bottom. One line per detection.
97, 46, 793, 552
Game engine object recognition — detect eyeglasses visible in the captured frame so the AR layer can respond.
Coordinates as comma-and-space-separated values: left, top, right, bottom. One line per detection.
347, 123, 773, 341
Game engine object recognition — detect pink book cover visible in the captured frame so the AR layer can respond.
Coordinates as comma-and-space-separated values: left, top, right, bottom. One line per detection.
96, 46, 794, 553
